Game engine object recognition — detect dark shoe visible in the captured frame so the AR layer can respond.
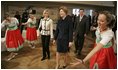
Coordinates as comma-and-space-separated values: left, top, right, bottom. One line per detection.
78, 52, 81, 55
55, 65, 60, 69
74, 50, 77, 53
41, 57, 46, 61
62, 65, 68, 69
48, 56, 50, 59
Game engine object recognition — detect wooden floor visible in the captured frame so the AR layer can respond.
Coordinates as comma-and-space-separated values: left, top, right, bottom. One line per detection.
1, 31, 95, 69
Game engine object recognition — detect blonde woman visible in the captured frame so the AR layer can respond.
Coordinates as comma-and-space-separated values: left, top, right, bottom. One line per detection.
39, 9, 53, 61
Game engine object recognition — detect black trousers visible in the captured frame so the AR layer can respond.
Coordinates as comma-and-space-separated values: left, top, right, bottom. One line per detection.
92, 30, 96, 38
20, 25, 24, 34
41, 35, 50, 58
74, 34, 85, 54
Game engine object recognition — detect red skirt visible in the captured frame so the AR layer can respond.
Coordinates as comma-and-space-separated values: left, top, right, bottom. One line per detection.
26, 27, 37, 41
90, 44, 117, 69
6, 29, 24, 51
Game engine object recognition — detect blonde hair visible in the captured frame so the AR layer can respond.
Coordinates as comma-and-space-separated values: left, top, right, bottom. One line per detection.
43, 9, 50, 17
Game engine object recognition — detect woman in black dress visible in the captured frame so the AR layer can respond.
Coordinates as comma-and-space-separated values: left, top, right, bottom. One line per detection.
53, 6, 73, 69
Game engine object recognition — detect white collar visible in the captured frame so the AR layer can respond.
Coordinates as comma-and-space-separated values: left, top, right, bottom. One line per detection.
62, 16, 66, 20
43, 18, 50, 21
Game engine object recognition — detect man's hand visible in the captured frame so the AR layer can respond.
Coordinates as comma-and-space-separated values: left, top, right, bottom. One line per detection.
84, 34, 87, 37
69, 42, 73, 47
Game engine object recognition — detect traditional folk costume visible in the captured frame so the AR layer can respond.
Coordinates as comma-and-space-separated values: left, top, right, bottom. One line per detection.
90, 27, 117, 69
1, 18, 24, 52
26, 17, 37, 46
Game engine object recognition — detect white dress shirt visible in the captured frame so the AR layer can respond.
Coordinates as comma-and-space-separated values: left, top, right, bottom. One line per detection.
79, 15, 83, 22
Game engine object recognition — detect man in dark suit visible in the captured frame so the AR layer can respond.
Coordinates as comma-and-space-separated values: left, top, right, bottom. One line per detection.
74, 9, 89, 55
20, 10, 29, 34
14, 11, 21, 29
91, 11, 98, 38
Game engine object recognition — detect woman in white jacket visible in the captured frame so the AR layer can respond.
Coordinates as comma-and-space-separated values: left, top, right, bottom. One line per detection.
39, 9, 53, 61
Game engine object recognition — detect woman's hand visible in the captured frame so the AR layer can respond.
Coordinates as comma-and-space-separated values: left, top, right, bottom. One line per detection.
50, 38, 54, 44
70, 58, 84, 67
69, 42, 73, 47
22, 23, 26, 25
70, 62, 81, 67
53, 40, 56, 45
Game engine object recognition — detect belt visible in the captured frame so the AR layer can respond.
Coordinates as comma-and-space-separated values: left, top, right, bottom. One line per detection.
42, 29, 50, 31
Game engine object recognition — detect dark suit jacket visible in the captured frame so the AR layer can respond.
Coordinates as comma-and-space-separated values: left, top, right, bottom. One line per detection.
92, 15, 98, 27
54, 15, 73, 42
74, 15, 89, 37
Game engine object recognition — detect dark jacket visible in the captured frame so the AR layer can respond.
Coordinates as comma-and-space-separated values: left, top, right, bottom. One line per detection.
21, 12, 29, 23
14, 14, 21, 23
54, 15, 73, 42
74, 15, 89, 36
92, 15, 98, 27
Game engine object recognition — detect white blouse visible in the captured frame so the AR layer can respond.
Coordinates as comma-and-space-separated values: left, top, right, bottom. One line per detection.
1, 17, 19, 30
26, 17, 36, 27
39, 18, 53, 38
96, 27, 114, 46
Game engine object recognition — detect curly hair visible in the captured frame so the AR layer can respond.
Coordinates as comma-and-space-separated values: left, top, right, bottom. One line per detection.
99, 11, 116, 29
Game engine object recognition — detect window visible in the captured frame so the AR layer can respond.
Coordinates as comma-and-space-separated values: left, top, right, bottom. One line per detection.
72, 8, 79, 16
